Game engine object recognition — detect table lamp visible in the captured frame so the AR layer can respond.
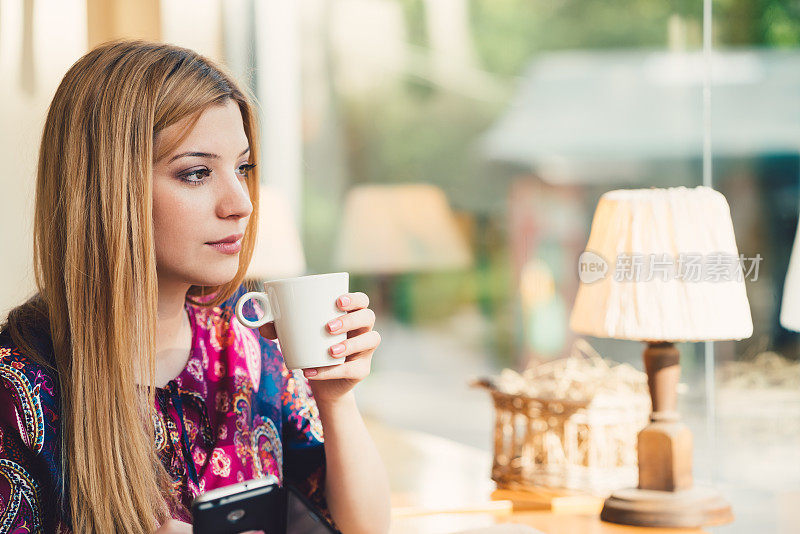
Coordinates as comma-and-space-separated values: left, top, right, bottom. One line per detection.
245, 186, 306, 280
780, 217, 800, 332
569, 186, 752, 527
334, 183, 472, 317
334, 183, 472, 274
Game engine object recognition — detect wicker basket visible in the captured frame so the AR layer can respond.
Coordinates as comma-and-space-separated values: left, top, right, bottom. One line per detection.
472, 340, 650, 495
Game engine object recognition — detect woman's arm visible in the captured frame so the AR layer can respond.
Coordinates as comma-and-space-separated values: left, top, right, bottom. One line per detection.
260, 290, 390, 534
317, 391, 391, 534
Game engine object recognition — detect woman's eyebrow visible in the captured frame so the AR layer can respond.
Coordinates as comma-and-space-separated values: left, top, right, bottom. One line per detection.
168, 146, 250, 164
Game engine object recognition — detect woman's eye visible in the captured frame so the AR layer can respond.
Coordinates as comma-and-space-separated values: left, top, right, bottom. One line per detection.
237, 163, 256, 177
178, 168, 211, 185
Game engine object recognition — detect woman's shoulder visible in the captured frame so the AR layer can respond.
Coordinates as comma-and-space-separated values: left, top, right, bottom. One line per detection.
0, 295, 60, 389
0, 327, 60, 395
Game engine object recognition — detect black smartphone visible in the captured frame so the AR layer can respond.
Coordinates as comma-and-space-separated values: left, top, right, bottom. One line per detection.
285, 485, 342, 534
192, 475, 284, 534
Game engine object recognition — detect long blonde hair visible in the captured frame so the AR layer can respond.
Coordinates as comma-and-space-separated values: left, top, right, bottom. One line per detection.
6, 40, 260, 532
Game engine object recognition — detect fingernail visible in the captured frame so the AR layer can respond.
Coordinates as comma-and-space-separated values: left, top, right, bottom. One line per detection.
328, 319, 342, 332
330, 343, 345, 355
305, 369, 318, 377
339, 296, 351, 307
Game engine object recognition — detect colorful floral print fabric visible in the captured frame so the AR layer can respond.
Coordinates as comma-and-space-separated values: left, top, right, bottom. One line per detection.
0, 285, 331, 532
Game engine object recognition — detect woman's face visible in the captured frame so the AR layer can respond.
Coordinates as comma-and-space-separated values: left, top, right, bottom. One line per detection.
152, 99, 254, 289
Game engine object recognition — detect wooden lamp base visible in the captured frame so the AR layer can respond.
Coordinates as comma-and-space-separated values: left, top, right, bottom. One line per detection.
600, 342, 733, 528
602, 486, 733, 527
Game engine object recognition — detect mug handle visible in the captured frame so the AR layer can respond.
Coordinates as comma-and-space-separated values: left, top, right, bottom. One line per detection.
235, 291, 275, 329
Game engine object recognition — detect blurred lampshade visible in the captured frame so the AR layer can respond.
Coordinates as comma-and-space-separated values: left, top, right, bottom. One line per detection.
334, 184, 472, 274
780, 218, 800, 332
520, 259, 555, 308
245, 186, 306, 280
569, 186, 753, 342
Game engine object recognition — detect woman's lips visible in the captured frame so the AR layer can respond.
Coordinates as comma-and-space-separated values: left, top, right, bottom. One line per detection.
206, 238, 242, 255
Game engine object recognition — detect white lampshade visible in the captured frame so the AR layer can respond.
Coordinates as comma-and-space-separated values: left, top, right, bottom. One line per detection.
569, 186, 753, 342
245, 186, 306, 280
780, 218, 800, 332
334, 184, 472, 274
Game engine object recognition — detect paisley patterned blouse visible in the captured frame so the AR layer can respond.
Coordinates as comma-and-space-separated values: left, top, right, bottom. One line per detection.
0, 284, 331, 533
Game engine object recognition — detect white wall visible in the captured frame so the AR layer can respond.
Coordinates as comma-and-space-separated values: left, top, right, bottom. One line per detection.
0, 0, 87, 317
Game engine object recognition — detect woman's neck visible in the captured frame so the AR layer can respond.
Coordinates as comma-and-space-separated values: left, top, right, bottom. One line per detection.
153, 279, 193, 387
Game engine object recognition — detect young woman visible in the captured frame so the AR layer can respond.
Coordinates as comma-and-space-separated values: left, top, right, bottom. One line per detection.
0, 40, 389, 534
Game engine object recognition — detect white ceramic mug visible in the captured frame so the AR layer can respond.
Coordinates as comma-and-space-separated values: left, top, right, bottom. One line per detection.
234, 272, 349, 370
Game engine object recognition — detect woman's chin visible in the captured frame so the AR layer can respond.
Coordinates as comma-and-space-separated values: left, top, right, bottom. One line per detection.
188, 270, 240, 289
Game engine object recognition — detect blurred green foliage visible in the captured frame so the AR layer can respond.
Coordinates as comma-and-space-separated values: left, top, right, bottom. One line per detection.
341, 88, 500, 195
469, 0, 701, 75
716, 0, 800, 46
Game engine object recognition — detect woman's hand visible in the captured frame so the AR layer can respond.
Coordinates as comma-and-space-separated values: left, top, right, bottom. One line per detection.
154, 520, 191, 533
258, 292, 380, 405
154, 520, 263, 534
306, 292, 380, 403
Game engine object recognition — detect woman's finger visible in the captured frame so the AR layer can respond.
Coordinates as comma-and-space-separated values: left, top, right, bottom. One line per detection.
336, 292, 370, 311
328, 330, 381, 359
305, 353, 373, 380
326, 308, 375, 335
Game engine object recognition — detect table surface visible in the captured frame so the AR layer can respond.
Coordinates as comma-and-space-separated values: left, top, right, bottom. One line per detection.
362, 418, 709, 534
389, 512, 709, 534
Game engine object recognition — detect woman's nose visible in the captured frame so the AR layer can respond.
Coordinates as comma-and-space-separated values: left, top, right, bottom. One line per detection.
216, 173, 253, 220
